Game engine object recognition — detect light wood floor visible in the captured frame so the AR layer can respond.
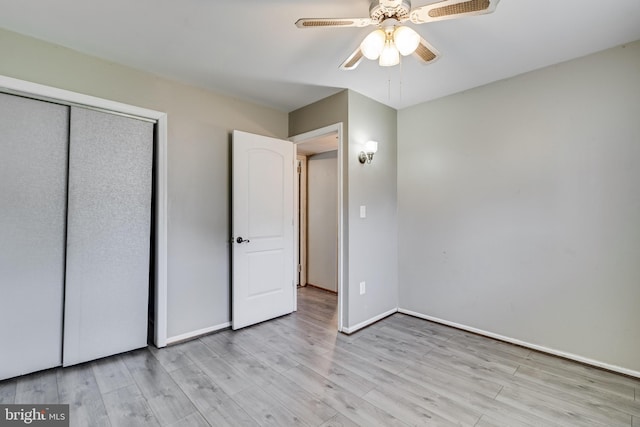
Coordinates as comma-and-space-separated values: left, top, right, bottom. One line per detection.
1, 286, 639, 426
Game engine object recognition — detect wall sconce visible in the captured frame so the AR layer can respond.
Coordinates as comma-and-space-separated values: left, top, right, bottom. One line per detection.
359, 140, 378, 164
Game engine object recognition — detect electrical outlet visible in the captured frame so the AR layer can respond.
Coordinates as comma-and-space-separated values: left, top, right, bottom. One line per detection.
359, 281, 366, 295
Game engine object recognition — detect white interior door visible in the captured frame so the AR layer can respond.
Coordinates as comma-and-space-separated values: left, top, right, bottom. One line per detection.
232, 130, 295, 330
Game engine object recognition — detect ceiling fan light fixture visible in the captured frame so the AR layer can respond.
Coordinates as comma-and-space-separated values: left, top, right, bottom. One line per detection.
379, 40, 400, 67
393, 25, 420, 56
360, 29, 386, 60
296, 0, 501, 71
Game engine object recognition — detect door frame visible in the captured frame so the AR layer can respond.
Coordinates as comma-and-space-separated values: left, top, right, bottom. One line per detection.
0, 75, 169, 347
290, 123, 344, 332
296, 155, 308, 288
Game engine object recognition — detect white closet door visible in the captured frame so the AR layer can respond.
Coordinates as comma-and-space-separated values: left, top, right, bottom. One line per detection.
0, 93, 68, 380
63, 107, 153, 366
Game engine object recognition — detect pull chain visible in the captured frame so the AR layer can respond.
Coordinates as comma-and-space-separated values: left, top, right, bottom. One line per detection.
399, 58, 403, 107
385, 60, 403, 105
387, 66, 392, 102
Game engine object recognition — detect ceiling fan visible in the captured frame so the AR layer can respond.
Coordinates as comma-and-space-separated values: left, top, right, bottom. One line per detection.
295, 0, 500, 70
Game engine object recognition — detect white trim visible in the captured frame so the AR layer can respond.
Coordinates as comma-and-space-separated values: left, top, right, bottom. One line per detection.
398, 308, 640, 380
292, 147, 298, 313
0, 75, 163, 121
290, 123, 344, 332
337, 124, 344, 333
342, 308, 398, 334
154, 116, 168, 348
0, 74, 169, 349
166, 322, 231, 346
295, 155, 308, 289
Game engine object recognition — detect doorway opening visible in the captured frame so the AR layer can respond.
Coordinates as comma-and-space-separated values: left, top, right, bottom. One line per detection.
291, 123, 344, 332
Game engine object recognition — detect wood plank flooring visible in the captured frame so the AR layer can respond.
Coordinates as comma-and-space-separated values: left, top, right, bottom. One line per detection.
1, 286, 639, 426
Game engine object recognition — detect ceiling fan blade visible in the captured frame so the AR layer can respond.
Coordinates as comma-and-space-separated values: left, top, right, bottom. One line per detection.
340, 48, 365, 70
295, 18, 373, 28
413, 38, 440, 64
409, 0, 499, 24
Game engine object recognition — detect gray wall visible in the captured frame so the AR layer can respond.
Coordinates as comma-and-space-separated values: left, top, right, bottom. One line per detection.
289, 90, 399, 330
307, 151, 338, 292
347, 91, 398, 328
0, 28, 289, 340
397, 41, 640, 373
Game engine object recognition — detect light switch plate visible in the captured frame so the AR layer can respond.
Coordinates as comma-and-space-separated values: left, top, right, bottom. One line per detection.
360, 205, 366, 218
360, 281, 366, 295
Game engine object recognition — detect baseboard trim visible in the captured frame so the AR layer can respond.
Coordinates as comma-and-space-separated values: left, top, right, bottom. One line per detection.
343, 308, 398, 334
165, 322, 231, 346
398, 308, 640, 379
305, 283, 338, 294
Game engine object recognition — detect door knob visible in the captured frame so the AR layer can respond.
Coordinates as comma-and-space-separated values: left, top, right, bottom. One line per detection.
236, 236, 250, 244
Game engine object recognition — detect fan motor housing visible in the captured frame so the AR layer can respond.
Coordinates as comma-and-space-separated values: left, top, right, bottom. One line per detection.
370, 0, 412, 22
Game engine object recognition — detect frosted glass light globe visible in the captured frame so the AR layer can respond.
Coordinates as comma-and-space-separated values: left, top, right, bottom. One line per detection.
365, 140, 378, 154
379, 41, 400, 67
360, 29, 386, 60
394, 26, 420, 56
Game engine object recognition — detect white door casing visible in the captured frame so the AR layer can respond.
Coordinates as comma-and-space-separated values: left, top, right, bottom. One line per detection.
232, 130, 295, 330
296, 155, 308, 287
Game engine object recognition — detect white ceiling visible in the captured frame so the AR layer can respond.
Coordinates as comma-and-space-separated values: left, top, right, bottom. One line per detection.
1, 0, 639, 112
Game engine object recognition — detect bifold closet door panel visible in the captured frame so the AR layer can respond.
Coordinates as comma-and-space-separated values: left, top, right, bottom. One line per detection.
0, 93, 68, 380
63, 107, 153, 367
